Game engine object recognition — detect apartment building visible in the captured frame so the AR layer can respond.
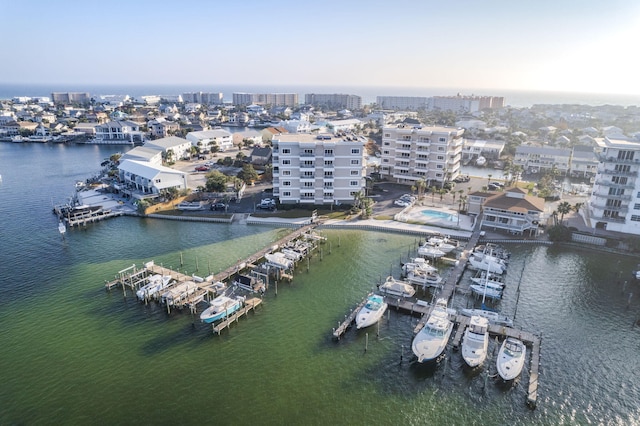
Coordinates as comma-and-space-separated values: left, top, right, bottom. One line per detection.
431, 95, 505, 112
376, 96, 429, 110
380, 125, 465, 187
304, 93, 362, 110
588, 137, 640, 235
182, 92, 223, 105
272, 133, 366, 205
232, 92, 298, 107
51, 92, 91, 104
513, 145, 571, 174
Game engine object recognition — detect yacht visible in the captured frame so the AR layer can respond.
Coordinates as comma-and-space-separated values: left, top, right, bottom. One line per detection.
496, 337, 527, 381
378, 276, 416, 298
411, 298, 453, 363
461, 316, 489, 368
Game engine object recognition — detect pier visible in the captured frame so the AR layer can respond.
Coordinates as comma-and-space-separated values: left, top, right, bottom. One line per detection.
332, 293, 372, 339
212, 297, 262, 334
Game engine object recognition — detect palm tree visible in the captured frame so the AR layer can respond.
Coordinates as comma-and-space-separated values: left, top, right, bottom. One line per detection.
416, 179, 427, 200
487, 174, 493, 187
557, 201, 572, 224
573, 202, 584, 214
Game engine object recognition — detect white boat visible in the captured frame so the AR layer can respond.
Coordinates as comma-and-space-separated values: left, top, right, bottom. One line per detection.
281, 248, 303, 262
355, 294, 388, 329
468, 252, 506, 275
265, 252, 294, 270
136, 274, 173, 300
417, 243, 445, 259
426, 235, 459, 254
402, 257, 438, 275
496, 337, 526, 381
470, 278, 504, 292
176, 201, 205, 211
459, 308, 513, 327
200, 295, 245, 324
405, 269, 443, 289
475, 156, 487, 166
161, 280, 199, 305
469, 271, 504, 287
461, 316, 489, 368
470, 284, 502, 300
378, 276, 416, 298
58, 221, 66, 235
411, 298, 453, 363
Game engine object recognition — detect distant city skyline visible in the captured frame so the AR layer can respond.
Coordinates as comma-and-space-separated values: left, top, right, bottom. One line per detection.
2, 0, 640, 96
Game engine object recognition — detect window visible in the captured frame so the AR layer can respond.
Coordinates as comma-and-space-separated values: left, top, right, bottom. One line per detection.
324, 182, 333, 188
437, 155, 444, 161
439, 137, 446, 142
282, 159, 290, 165
303, 149, 314, 155
351, 148, 360, 154
282, 191, 291, 197
384, 133, 390, 137
282, 170, 291, 176
633, 204, 640, 210
324, 171, 333, 177
281, 148, 290, 154
351, 159, 359, 165
350, 180, 359, 186
350, 170, 359, 176
282, 181, 291, 186
303, 182, 313, 187
325, 160, 333, 167
631, 215, 640, 222
324, 149, 333, 156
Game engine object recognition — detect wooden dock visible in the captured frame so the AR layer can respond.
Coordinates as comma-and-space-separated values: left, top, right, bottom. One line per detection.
332, 293, 371, 339
212, 297, 262, 334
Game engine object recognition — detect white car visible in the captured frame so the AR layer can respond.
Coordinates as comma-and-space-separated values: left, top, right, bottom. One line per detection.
394, 199, 410, 207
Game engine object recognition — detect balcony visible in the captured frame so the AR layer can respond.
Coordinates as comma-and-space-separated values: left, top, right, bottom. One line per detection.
594, 180, 636, 189
590, 203, 629, 213
590, 214, 626, 223
599, 168, 638, 177
599, 155, 640, 165
300, 163, 315, 169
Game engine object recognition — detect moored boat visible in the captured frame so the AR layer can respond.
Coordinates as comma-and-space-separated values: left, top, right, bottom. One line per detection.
265, 252, 294, 269
411, 298, 453, 363
136, 274, 173, 300
496, 337, 526, 381
459, 308, 513, 327
233, 274, 265, 293
417, 243, 445, 259
468, 252, 506, 275
355, 294, 388, 329
461, 316, 489, 368
200, 295, 245, 323
405, 269, 443, 289
378, 276, 416, 298
402, 257, 438, 275
470, 283, 502, 300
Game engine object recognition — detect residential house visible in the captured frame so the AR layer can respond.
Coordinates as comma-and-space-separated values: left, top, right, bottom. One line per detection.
570, 145, 599, 178
261, 126, 288, 144
119, 146, 163, 166
144, 136, 193, 161
117, 159, 187, 199
148, 119, 180, 138
249, 146, 272, 166
186, 129, 233, 152
475, 187, 545, 236
94, 120, 145, 144
462, 139, 505, 162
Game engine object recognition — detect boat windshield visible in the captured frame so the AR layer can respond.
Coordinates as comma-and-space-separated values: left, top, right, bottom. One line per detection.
366, 301, 381, 310
505, 341, 523, 357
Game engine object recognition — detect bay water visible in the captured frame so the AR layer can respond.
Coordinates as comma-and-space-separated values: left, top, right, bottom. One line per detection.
1, 142, 639, 425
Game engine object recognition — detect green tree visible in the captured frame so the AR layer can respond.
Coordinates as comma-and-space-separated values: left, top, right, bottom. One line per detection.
205, 170, 228, 192
237, 164, 259, 184
557, 201, 572, 224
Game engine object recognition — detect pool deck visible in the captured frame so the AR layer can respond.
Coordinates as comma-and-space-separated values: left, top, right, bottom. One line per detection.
395, 204, 475, 232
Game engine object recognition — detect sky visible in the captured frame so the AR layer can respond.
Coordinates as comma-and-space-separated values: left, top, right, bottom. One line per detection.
2, 0, 640, 95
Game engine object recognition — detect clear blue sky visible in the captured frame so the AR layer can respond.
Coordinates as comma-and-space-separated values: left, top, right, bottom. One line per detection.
2, 0, 639, 95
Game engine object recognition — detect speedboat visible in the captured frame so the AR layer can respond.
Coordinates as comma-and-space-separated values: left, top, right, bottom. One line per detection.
161, 280, 198, 305
136, 274, 173, 300
355, 294, 388, 329
461, 316, 489, 368
459, 308, 513, 327
200, 295, 245, 323
470, 272, 505, 287
417, 244, 445, 259
176, 201, 205, 211
378, 276, 416, 298
496, 337, 526, 381
411, 298, 453, 363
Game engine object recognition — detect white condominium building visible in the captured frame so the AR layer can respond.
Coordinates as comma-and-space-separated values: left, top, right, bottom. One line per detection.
380, 125, 464, 187
272, 133, 366, 205
588, 137, 640, 235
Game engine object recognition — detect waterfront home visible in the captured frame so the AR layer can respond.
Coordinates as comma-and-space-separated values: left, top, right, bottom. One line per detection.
148, 119, 180, 139
514, 145, 571, 175
120, 146, 163, 166
95, 120, 145, 144
117, 159, 187, 198
469, 187, 545, 237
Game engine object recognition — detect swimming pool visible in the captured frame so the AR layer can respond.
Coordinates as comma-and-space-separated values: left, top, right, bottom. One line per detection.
421, 209, 457, 222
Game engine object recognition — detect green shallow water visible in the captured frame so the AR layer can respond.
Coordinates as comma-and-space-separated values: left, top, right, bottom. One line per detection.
2, 143, 640, 425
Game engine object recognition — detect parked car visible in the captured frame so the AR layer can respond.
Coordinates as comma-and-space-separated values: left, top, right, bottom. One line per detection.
399, 194, 416, 202
454, 175, 470, 183
211, 202, 228, 211
257, 199, 276, 210
488, 183, 501, 190
490, 181, 505, 188
394, 199, 411, 207
195, 165, 209, 172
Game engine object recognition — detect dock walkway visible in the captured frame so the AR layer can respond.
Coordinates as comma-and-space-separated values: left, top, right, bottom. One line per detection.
212, 297, 262, 334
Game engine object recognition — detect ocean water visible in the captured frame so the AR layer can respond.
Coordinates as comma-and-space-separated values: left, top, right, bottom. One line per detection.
1, 142, 640, 424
